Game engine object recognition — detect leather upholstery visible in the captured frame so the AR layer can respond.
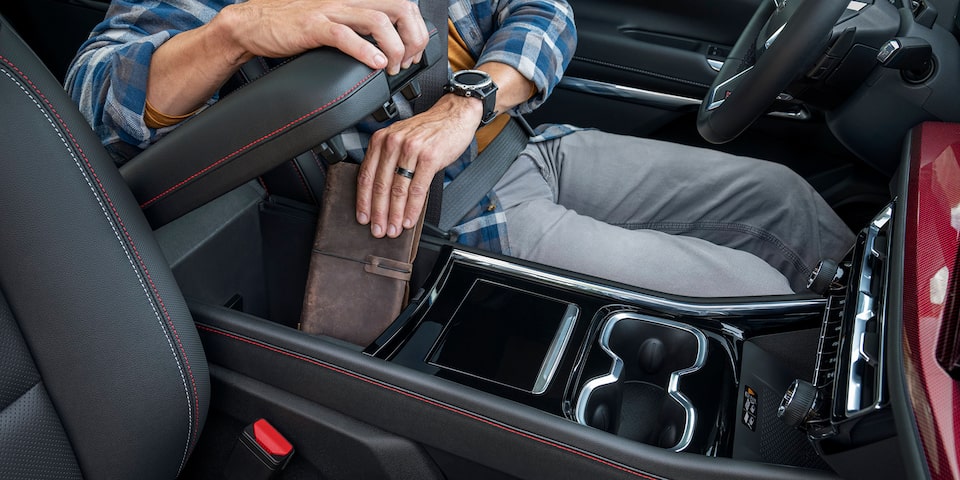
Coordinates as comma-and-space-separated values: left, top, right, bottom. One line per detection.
118, 24, 443, 228
0, 17, 209, 479
119, 47, 391, 228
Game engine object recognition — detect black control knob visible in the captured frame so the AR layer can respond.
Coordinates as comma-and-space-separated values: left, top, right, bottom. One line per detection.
778, 379, 818, 428
807, 259, 840, 295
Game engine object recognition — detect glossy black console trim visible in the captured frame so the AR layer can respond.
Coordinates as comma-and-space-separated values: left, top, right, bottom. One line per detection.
424, 279, 580, 395
449, 249, 826, 317
373, 245, 825, 434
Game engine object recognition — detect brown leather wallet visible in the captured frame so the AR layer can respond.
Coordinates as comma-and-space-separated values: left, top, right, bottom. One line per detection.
299, 162, 424, 346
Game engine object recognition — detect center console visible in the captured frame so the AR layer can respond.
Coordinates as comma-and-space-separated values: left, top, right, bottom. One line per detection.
365, 246, 829, 458
166, 173, 903, 479
344, 194, 901, 476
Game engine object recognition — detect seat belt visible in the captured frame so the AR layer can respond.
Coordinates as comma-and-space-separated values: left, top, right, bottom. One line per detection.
413, 1, 448, 112
415, 0, 531, 234
416, 0, 449, 227
437, 116, 531, 232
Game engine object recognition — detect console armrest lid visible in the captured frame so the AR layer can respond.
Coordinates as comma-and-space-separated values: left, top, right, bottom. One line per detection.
120, 49, 390, 227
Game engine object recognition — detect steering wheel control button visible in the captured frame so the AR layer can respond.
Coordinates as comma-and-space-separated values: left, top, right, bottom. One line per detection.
706, 67, 753, 110
778, 379, 818, 428
444, 69, 499, 125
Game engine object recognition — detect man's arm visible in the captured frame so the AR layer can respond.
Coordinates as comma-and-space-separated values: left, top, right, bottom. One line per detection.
147, 0, 429, 117
356, 0, 577, 238
66, 0, 429, 161
356, 61, 534, 238
475, 0, 577, 114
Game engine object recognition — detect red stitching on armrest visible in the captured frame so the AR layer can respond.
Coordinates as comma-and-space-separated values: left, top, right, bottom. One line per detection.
140, 71, 378, 209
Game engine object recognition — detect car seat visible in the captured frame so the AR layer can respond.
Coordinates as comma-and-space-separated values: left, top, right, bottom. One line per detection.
0, 15, 209, 479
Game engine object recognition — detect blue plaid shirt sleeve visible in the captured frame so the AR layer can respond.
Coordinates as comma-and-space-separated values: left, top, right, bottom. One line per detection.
65, 0, 574, 161
450, 0, 576, 115
65, 0, 222, 161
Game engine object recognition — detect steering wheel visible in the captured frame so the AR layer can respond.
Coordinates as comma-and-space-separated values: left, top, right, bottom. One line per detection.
697, 0, 849, 144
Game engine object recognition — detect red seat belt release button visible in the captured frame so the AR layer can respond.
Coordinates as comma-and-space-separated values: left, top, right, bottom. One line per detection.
253, 419, 294, 456
226, 418, 295, 480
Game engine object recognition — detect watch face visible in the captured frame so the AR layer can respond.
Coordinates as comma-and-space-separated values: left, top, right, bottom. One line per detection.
455, 70, 491, 87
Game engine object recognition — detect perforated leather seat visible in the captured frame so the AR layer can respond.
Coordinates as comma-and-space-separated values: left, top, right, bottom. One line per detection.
0, 17, 209, 479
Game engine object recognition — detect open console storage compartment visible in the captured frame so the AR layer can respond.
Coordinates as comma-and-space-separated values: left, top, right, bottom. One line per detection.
426, 279, 580, 395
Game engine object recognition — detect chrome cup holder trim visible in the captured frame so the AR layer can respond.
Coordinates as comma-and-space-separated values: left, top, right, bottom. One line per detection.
574, 312, 708, 452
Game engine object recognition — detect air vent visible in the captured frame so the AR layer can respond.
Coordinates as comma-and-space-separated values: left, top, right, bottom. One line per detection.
834, 204, 893, 419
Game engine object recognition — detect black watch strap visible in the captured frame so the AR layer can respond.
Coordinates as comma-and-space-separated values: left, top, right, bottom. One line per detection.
444, 69, 498, 125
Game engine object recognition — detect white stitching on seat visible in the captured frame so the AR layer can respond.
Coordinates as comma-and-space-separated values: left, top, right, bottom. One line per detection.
0, 67, 193, 472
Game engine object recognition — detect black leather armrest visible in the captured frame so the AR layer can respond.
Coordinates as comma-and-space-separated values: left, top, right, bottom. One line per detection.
121, 25, 443, 228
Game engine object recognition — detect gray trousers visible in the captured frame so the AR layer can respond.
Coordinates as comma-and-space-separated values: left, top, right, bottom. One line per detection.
492, 130, 855, 297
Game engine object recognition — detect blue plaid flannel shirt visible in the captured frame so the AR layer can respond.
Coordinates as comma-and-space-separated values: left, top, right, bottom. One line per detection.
66, 0, 577, 255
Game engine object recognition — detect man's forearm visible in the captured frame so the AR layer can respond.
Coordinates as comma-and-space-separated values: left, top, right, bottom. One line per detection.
474, 61, 536, 115
146, 13, 247, 116
470, 0, 576, 114
145, 0, 430, 118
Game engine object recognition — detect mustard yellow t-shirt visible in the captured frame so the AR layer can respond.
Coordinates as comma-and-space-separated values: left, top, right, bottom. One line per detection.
447, 19, 511, 152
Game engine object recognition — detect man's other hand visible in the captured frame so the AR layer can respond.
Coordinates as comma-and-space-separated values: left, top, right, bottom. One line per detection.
356, 94, 484, 238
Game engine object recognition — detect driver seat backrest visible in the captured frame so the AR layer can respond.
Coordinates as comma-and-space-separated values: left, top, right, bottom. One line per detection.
0, 17, 209, 480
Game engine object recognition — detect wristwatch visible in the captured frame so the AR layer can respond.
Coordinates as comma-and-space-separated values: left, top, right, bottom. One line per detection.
443, 69, 499, 126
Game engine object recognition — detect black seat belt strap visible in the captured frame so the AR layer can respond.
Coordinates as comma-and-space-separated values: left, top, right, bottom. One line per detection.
437, 116, 531, 232
415, 0, 449, 227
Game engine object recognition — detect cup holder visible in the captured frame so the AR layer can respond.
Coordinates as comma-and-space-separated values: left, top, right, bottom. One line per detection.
575, 312, 706, 452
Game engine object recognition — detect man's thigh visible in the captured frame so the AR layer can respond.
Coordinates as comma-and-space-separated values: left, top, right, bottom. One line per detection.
501, 196, 794, 297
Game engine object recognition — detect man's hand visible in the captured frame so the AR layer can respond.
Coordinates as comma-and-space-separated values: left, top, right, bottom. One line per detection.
356, 62, 536, 238
218, 0, 428, 75
147, 0, 428, 117
356, 94, 484, 238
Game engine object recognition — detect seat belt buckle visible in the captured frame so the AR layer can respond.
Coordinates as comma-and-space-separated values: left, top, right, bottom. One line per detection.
225, 419, 295, 480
